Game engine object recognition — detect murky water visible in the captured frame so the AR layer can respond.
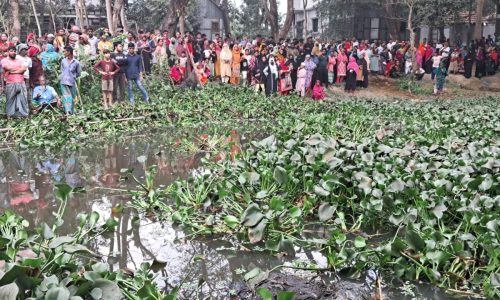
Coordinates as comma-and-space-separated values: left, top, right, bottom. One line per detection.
0, 131, 461, 299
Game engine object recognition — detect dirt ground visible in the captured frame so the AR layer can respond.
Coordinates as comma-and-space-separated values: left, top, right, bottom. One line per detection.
327, 72, 500, 100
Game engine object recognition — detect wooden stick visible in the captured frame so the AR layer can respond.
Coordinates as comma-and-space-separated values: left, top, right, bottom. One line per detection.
85, 116, 146, 124
0, 128, 14, 132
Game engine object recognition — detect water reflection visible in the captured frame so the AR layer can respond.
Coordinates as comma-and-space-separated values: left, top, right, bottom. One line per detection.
0, 130, 458, 299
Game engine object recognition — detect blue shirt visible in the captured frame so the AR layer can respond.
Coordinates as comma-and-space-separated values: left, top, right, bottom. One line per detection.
60, 57, 81, 86
32, 85, 58, 105
126, 54, 144, 80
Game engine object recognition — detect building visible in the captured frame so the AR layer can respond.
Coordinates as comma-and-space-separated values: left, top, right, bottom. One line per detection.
293, 0, 322, 38
196, 0, 225, 39
292, 0, 407, 41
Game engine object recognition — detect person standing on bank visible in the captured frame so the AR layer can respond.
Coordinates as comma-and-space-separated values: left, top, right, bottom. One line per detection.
111, 43, 128, 103
1, 46, 29, 118
94, 49, 120, 109
60, 46, 82, 115
126, 43, 149, 104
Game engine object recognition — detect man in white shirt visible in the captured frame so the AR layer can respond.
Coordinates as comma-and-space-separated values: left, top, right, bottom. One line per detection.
86, 28, 99, 56
16, 44, 32, 85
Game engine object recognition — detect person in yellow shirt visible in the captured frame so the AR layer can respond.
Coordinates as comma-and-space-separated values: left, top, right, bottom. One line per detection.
97, 35, 113, 54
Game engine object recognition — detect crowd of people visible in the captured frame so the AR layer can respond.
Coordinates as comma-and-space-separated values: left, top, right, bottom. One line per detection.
0, 25, 498, 118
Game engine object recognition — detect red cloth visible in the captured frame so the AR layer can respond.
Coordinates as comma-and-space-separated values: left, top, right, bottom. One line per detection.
170, 66, 182, 84
312, 83, 325, 101
28, 47, 40, 57
93, 60, 120, 80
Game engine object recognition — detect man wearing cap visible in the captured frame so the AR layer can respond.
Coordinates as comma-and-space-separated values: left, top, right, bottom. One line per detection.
1, 46, 29, 118
16, 44, 32, 89
60, 46, 81, 115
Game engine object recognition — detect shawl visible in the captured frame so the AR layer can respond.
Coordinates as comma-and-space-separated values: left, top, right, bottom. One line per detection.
424, 47, 433, 61
347, 57, 359, 77
220, 44, 232, 62
41, 44, 60, 67
232, 46, 241, 63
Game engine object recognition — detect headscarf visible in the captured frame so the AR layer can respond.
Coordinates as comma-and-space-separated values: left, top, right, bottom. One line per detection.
347, 56, 359, 77
28, 47, 40, 57
220, 43, 232, 61
16, 43, 29, 53
41, 44, 60, 68
267, 56, 278, 77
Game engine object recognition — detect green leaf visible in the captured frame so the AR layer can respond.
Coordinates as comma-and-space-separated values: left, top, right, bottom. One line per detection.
256, 287, 273, 300
92, 279, 122, 300
244, 267, 269, 290
90, 288, 102, 300
89, 211, 100, 227
269, 197, 285, 211
224, 215, 239, 229
478, 175, 493, 191
241, 204, 264, 227
273, 166, 288, 185
256, 190, 268, 199
45, 286, 70, 300
49, 236, 76, 249
248, 219, 268, 244
42, 223, 54, 240
405, 229, 425, 252
55, 184, 72, 201
318, 203, 335, 221
314, 185, 330, 197
354, 236, 366, 248
277, 291, 296, 300
388, 179, 405, 193
0, 265, 28, 286
432, 203, 447, 219
0, 283, 19, 300
63, 244, 94, 255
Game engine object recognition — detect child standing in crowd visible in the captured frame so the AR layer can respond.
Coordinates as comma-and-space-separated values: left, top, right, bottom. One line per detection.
93, 49, 120, 109
431, 52, 442, 81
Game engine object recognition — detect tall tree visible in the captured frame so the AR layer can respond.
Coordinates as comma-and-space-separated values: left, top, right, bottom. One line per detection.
30, 0, 42, 36
278, 0, 294, 39
112, 0, 125, 33
302, 0, 308, 38
10, 0, 20, 37
105, 0, 114, 34
496, 0, 500, 40
262, 0, 279, 39
474, 0, 485, 39
220, 0, 231, 35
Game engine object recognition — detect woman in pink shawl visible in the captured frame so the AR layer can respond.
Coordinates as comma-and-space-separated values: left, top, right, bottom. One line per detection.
327, 51, 337, 85
336, 48, 348, 83
345, 57, 359, 93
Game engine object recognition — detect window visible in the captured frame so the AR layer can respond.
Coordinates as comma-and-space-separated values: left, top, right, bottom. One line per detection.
296, 20, 304, 37
370, 18, 379, 40
211, 21, 219, 33
312, 18, 319, 33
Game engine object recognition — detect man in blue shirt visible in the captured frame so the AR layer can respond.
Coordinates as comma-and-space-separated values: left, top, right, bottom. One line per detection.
126, 43, 149, 104
60, 46, 81, 115
32, 75, 61, 113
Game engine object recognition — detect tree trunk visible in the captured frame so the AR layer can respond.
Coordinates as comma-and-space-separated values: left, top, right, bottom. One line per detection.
221, 0, 231, 35
302, 0, 308, 39
474, 0, 484, 40
10, 0, 21, 37
48, 1, 57, 33
278, 0, 294, 39
30, 0, 42, 37
105, 0, 114, 34
495, 0, 500, 40
112, 0, 124, 33
262, 0, 279, 40
381, 0, 399, 40
120, 4, 128, 33
407, 0, 417, 73
179, 14, 185, 35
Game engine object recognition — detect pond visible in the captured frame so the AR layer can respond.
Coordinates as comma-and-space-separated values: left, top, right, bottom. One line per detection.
0, 130, 462, 299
